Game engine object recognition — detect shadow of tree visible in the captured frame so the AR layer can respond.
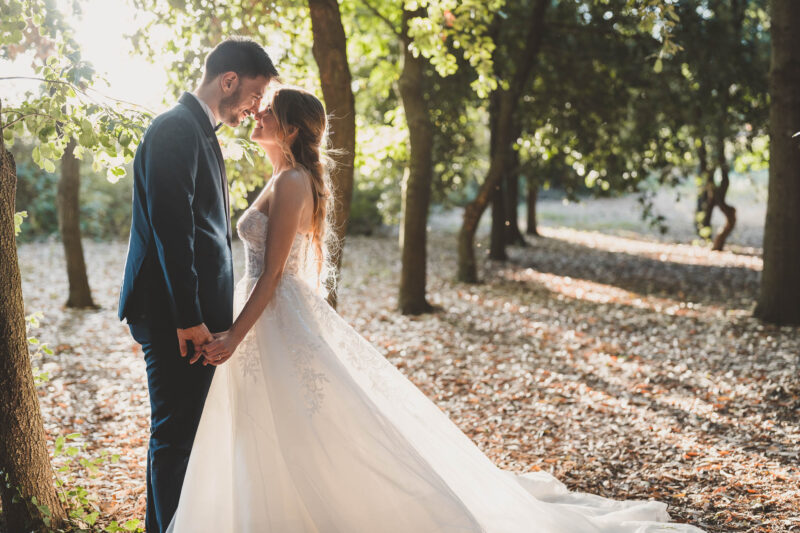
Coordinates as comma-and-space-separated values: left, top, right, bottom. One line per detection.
501, 235, 760, 309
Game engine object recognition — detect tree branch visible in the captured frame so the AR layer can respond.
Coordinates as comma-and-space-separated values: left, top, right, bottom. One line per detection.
2, 112, 59, 129
360, 0, 401, 38
0, 76, 153, 113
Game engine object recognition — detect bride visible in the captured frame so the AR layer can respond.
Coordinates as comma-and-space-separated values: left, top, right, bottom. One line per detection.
166, 86, 703, 533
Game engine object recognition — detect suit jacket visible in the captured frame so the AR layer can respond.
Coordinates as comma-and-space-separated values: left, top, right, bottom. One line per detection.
118, 92, 233, 333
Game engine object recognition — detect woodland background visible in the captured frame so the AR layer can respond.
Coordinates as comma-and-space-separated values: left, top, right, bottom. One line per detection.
1, 0, 799, 532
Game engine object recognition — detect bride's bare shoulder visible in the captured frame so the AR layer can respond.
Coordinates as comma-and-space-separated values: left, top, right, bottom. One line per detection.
273, 168, 312, 199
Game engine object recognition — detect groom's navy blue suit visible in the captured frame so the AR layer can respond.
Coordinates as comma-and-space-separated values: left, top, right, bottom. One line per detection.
119, 93, 233, 533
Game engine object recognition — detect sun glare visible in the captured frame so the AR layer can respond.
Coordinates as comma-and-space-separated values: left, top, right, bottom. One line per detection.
1, 0, 170, 112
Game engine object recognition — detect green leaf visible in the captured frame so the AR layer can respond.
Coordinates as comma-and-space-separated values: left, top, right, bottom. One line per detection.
653, 58, 663, 74
43, 158, 56, 173
55, 436, 65, 455
14, 211, 27, 236
123, 519, 141, 531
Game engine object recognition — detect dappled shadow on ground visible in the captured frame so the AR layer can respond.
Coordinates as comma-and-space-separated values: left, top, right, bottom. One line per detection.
338, 229, 797, 532
16, 229, 798, 533
507, 228, 761, 310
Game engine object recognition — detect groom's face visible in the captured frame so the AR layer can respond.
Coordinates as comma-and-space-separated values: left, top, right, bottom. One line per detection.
219, 73, 271, 126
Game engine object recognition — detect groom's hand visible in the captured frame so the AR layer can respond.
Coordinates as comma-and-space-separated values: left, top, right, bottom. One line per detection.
177, 323, 214, 364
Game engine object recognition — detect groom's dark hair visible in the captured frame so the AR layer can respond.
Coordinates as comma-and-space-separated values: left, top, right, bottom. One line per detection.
202, 37, 278, 84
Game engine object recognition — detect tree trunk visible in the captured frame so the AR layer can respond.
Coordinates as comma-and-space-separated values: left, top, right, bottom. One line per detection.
0, 122, 67, 531
397, 7, 434, 314
489, 179, 507, 260
489, 93, 507, 260
695, 140, 715, 237
711, 144, 736, 251
504, 151, 527, 246
57, 139, 95, 308
526, 174, 539, 236
308, 0, 356, 309
755, 0, 800, 325
457, 0, 548, 282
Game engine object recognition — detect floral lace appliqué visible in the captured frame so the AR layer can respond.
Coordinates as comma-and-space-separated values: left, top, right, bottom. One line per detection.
288, 342, 330, 415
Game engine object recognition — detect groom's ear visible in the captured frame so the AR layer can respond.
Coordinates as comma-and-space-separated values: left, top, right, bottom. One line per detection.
219, 72, 239, 93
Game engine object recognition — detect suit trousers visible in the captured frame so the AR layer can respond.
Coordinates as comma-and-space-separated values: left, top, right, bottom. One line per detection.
129, 322, 215, 533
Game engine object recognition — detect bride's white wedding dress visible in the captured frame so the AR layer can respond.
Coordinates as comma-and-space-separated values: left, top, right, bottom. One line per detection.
167, 207, 702, 533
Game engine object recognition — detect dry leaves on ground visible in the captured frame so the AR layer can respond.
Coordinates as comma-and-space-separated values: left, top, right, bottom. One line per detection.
16, 225, 800, 532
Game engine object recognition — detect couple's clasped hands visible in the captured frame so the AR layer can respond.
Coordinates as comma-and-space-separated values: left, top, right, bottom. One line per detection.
177, 323, 241, 366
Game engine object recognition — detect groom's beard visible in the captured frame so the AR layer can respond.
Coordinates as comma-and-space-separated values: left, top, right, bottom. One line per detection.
219, 86, 244, 125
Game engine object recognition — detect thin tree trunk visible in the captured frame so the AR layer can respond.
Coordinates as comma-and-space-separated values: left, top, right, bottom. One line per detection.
526, 174, 539, 236
504, 151, 527, 246
755, 0, 800, 325
712, 143, 736, 251
0, 111, 67, 531
695, 140, 715, 237
457, 0, 548, 282
489, 93, 507, 260
489, 179, 507, 260
308, 0, 356, 309
397, 7, 434, 314
58, 139, 95, 308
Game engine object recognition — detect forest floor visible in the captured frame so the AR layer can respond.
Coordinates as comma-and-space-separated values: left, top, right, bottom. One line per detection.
14, 193, 800, 532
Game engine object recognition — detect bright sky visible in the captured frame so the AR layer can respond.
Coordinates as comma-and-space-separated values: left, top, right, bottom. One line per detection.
3, 0, 174, 112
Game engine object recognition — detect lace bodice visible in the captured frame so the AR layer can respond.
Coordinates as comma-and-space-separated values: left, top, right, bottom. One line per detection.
236, 208, 313, 280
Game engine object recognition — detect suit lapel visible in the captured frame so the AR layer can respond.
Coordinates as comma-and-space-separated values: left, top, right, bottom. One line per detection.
178, 92, 232, 243
208, 134, 232, 243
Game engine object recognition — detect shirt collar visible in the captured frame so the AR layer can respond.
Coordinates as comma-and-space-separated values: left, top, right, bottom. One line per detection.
190, 92, 218, 129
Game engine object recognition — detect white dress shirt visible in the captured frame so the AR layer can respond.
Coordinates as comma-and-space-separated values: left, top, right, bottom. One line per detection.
190, 92, 218, 129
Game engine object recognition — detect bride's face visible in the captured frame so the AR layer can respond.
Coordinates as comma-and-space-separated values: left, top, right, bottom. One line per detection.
251, 104, 281, 147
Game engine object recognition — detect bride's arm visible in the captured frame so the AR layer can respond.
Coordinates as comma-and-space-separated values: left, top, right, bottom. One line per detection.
203, 169, 309, 365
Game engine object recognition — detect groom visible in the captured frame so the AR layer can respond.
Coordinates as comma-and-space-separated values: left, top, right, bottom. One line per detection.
118, 38, 277, 533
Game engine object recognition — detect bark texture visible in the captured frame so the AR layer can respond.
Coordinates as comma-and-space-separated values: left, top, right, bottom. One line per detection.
397, 8, 435, 314
755, 0, 800, 324
308, 0, 356, 309
457, 0, 548, 282
58, 139, 95, 308
0, 129, 66, 531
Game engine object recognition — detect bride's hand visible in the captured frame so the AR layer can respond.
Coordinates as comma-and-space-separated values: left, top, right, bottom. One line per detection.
202, 330, 241, 366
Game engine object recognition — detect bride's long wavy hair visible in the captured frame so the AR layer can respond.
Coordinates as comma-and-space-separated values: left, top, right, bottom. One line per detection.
270, 86, 337, 290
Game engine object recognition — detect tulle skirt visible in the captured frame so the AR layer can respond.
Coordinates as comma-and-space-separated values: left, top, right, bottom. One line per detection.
168, 275, 703, 533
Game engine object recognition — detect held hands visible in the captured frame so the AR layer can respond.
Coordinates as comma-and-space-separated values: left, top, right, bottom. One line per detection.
177, 323, 215, 364
202, 330, 242, 366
